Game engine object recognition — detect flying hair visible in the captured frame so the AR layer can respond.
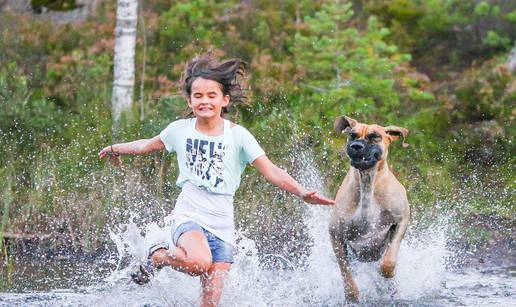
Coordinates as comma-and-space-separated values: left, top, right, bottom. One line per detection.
182, 53, 249, 114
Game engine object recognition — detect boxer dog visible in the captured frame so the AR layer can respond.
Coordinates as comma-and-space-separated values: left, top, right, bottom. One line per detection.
329, 116, 410, 302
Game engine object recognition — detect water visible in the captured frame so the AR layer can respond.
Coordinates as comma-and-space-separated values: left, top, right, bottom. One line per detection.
1, 214, 515, 306
1, 141, 514, 306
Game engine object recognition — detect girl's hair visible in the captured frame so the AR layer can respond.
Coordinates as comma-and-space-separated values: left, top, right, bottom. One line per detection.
182, 53, 248, 114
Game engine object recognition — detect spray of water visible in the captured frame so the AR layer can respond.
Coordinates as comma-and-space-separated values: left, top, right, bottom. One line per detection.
94, 131, 452, 306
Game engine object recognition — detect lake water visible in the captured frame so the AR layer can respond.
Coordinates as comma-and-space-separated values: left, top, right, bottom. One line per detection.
1, 206, 514, 307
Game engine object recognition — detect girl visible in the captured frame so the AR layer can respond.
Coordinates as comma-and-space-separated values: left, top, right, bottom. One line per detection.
99, 54, 334, 307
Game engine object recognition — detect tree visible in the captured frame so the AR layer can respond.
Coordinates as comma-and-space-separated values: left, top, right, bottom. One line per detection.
292, 0, 413, 122
112, 0, 138, 127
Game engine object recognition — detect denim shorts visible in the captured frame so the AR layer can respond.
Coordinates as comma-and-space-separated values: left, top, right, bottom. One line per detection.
172, 221, 234, 263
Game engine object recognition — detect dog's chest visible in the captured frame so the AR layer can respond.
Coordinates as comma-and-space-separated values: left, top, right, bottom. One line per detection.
347, 208, 393, 259
346, 195, 395, 241
349, 206, 392, 235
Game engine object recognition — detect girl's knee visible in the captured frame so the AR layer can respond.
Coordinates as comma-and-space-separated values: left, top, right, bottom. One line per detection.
190, 255, 212, 275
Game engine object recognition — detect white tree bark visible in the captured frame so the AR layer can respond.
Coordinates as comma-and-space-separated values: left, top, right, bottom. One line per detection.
508, 47, 516, 74
112, 0, 138, 126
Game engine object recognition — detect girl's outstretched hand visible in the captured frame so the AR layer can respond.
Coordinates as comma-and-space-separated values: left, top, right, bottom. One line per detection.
301, 191, 335, 206
98, 146, 123, 168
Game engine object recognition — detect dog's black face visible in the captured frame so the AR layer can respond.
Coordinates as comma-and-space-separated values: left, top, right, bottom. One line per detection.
346, 139, 383, 171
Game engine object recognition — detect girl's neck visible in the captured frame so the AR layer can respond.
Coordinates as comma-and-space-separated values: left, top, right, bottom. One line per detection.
195, 116, 225, 136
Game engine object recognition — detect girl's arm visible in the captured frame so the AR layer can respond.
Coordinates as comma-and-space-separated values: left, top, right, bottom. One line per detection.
98, 135, 165, 165
252, 155, 335, 206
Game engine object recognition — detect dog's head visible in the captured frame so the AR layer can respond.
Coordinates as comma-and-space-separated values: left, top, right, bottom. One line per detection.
334, 116, 409, 171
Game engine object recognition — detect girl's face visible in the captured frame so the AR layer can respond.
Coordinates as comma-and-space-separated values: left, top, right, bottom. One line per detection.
188, 77, 230, 120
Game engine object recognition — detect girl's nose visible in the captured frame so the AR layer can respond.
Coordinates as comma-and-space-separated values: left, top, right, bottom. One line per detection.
200, 97, 210, 104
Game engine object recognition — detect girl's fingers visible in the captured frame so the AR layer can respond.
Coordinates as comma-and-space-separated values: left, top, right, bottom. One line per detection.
305, 191, 316, 197
99, 147, 110, 159
99, 150, 123, 167
304, 191, 335, 205
318, 194, 335, 203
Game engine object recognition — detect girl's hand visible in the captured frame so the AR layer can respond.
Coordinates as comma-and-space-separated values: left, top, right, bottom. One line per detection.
99, 146, 123, 168
301, 191, 335, 206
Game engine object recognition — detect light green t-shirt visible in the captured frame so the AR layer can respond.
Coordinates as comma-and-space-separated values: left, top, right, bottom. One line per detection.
159, 118, 265, 196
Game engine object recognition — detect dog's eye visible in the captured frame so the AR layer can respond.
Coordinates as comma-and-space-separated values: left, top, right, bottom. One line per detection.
367, 134, 381, 142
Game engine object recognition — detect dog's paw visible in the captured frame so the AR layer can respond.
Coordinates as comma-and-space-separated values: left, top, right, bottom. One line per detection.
345, 291, 360, 303
380, 262, 396, 278
345, 284, 360, 303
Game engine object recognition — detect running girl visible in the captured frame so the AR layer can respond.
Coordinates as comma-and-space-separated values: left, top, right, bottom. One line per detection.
99, 54, 334, 307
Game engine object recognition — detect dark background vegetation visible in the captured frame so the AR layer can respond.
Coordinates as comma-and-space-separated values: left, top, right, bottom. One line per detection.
0, 0, 514, 287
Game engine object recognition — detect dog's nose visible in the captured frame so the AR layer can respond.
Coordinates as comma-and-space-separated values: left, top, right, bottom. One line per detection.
350, 143, 365, 151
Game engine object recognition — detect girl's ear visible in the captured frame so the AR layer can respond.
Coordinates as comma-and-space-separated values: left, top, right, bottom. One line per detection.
222, 94, 230, 107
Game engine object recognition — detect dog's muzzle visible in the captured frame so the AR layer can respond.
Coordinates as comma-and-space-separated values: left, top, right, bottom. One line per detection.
346, 140, 383, 170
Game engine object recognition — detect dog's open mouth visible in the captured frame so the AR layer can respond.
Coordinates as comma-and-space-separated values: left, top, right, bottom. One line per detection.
350, 156, 378, 170
347, 148, 382, 171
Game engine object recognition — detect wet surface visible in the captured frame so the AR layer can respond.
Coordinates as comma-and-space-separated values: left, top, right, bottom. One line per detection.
1, 211, 515, 307
0, 265, 514, 306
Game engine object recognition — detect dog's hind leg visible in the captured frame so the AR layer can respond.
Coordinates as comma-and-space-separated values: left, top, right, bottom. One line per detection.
329, 225, 359, 302
379, 213, 409, 278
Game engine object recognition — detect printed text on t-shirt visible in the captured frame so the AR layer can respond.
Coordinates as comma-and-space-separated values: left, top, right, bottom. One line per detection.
185, 138, 226, 188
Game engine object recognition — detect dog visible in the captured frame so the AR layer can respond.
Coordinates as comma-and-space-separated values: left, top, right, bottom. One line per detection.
329, 116, 410, 302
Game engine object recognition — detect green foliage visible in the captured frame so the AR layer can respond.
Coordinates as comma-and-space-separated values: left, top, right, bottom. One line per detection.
361, 0, 516, 67
453, 56, 514, 122
448, 56, 515, 167
292, 2, 414, 124
474, 1, 491, 16
156, 0, 236, 77
0, 0, 513, 259
31, 0, 78, 12
483, 31, 512, 48
506, 10, 516, 22
0, 168, 13, 254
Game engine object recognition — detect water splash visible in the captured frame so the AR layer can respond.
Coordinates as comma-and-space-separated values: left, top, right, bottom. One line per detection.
2, 132, 514, 306
96, 135, 452, 306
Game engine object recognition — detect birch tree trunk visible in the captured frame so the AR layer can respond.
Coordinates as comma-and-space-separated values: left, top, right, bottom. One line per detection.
112, 0, 138, 127
508, 47, 516, 74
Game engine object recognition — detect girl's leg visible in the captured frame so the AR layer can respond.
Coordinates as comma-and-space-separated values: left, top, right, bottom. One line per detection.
151, 230, 213, 276
200, 262, 231, 307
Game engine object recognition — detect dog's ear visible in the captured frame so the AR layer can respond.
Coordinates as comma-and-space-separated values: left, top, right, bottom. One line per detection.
384, 126, 409, 148
334, 116, 357, 134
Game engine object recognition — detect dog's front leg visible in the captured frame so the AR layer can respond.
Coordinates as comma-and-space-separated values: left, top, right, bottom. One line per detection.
380, 213, 409, 278
330, 226, 359, 302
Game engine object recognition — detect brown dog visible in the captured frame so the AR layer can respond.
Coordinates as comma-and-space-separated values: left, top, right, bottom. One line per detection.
329, 116, 410, 302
